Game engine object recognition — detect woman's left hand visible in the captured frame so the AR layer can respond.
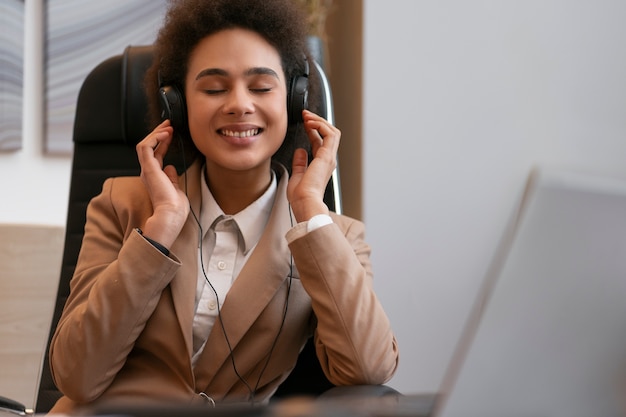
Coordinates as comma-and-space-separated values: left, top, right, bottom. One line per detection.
287, 110, 341, 223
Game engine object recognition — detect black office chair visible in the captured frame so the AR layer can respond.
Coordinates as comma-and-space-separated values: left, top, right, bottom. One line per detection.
0, 44, 376, 415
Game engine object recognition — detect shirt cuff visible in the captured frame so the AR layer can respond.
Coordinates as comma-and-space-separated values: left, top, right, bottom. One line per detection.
306, 214, 333, 233
286, 214, 334, 244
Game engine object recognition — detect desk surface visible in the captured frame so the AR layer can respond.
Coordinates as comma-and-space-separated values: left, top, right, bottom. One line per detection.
316, 393, 436, 417
0, 393, 436, 417
79, 394, 437, 417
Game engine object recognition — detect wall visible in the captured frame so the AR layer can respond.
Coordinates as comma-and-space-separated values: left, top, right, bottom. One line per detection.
363, 0, 626, 394
326, 0, 364, 220
0, 0, 71, 226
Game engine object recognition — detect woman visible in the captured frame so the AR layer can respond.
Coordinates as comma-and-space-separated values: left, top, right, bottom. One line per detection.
48, 0, 398, 413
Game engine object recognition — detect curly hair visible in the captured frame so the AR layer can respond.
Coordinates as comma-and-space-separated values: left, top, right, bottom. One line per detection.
144, 0, 321, 172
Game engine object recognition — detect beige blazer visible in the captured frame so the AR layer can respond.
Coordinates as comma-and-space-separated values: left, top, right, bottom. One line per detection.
48, 161, 398, 414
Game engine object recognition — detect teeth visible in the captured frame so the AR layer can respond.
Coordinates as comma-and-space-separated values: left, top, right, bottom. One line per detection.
220, 129, 259, 138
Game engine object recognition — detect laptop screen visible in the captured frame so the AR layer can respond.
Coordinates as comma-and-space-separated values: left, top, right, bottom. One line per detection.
435, 167, 626, 417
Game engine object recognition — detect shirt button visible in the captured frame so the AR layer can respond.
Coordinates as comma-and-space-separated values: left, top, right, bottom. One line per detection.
217, 260, 226, 270
208, 300, 217, 310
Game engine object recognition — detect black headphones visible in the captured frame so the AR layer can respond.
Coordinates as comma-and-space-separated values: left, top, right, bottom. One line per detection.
158, 56, 309, 131
287, 56, 310, 124
158, 83, 188, 132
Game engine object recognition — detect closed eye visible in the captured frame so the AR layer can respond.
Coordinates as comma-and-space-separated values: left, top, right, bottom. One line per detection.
250, 88, 272, 93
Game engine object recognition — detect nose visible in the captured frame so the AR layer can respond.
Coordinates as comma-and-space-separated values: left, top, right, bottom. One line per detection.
222, 84, 254, 117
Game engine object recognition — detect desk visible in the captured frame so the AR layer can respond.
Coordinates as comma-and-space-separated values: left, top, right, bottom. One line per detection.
80, 393, 437, 417
0, 224, 64, 412
314, 392, 436, 417
0, 393, 436, 417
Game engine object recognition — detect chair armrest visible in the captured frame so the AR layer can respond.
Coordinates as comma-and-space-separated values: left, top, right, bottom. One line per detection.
0, 395, 33, 416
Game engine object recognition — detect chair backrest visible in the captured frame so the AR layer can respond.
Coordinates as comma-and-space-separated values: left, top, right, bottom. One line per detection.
36, 45, 340, 412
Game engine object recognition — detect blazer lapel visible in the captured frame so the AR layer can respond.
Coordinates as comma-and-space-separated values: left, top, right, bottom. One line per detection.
194, 165, 294, 390
169, 160, 203, 358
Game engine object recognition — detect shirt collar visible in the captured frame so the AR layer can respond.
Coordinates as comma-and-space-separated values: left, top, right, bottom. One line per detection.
199, 167, 277, 254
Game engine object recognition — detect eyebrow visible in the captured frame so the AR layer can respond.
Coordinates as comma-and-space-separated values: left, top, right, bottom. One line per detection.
195, 67, 280, 80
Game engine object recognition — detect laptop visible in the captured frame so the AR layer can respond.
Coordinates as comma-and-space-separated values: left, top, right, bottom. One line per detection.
431, 167, 626, 417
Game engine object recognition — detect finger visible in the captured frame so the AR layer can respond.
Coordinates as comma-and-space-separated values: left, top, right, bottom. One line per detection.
153, 131, 173, 164
156, 119, 171, 128
302, 112, 326, 150
302, 112, 340, 157
291, 148, 308, 176
302, 110, 340, 141
163, 165, 180, 186
137, 124, 173, 166
137, 120, 172, 148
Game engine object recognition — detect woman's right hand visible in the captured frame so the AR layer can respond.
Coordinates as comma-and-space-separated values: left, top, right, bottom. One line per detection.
135, 119, 189, 248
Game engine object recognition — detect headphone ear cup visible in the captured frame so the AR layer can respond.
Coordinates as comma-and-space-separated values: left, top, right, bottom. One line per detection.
158, 85, 187, 132
288, 75, 309, 124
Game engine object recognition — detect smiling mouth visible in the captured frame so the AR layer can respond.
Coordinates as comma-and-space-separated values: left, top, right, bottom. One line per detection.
219, 128, 261, 138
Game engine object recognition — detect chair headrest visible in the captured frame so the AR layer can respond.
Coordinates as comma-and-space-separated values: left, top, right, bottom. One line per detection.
73, 45, 154, 146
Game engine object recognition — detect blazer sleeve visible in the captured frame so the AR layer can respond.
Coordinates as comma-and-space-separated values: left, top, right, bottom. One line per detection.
287, 216, 399, 386
49, 177, 181, 403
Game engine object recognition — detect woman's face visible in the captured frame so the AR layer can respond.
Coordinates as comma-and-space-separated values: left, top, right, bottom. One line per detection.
184, 28, 288, 175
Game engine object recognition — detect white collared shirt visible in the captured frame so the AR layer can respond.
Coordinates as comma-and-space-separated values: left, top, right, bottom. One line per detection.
191, 170, 277, 365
